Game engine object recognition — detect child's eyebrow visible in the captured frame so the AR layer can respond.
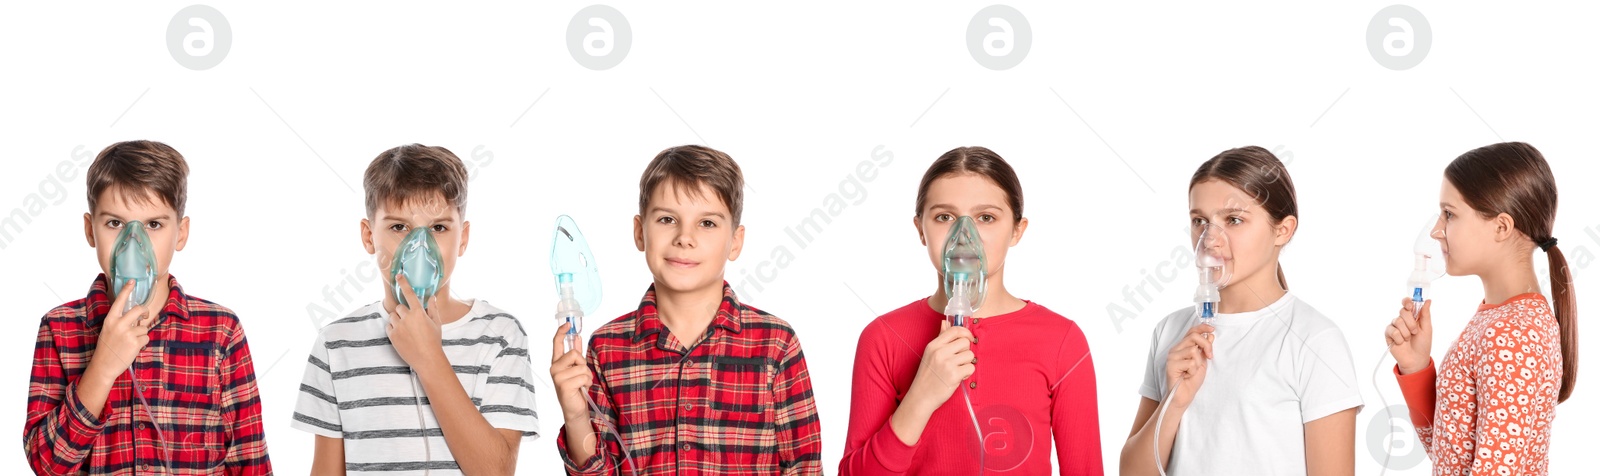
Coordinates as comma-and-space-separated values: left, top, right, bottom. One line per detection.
1190, 207, 1252, 215
927, 203, 1003, 212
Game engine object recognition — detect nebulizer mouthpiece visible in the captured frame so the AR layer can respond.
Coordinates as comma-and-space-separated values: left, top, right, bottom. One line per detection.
942, 216, 988, 327
1192, 223, 1231, 323
551, 215, 602, 353
110, 221, 156, 312
390, 227, 443, 309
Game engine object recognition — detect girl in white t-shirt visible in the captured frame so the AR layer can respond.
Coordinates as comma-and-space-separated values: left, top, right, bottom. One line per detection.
1118, 146, 1364, 476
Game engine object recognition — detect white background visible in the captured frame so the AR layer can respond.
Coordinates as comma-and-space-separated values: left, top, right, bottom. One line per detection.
2, 1, 1596, 474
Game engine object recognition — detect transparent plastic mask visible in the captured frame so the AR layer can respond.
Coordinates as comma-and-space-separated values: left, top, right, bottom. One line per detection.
1192, 223, 1231, 319
389, 227, 442, 309
110, 220, 156, 310
941, 215, 987, 326
551, 214, 601, 351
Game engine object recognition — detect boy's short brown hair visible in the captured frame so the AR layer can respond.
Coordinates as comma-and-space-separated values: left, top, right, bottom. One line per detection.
86, 140, 190, 216
638, 145, 744, 224
363, 144, 470, 218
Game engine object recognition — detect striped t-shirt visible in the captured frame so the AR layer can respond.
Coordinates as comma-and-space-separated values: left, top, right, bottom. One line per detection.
291, 299, 540, 474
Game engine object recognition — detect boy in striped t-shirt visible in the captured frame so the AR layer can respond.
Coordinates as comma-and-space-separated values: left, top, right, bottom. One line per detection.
548, 145, 823, 475
292, 144, 540, 474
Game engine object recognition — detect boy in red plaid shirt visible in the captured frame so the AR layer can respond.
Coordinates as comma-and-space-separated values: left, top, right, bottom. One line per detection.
549, 145, 823, 476
23, 141, 272, 474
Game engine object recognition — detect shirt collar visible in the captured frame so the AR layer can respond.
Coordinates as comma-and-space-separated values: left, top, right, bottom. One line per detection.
632, 281, 743, 343
86, 273, 191, 328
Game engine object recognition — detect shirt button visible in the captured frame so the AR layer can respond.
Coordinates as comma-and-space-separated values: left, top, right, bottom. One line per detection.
969, 381, 978, 389
683, 403, 693, 412
680, 442, 691, 452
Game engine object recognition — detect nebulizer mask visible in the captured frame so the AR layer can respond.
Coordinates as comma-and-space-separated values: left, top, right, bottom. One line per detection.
390, 227, 443, 309
1153, 222, 1232, 476
550, 215, 637, 476
1372, 216, 1446, 476
939, 216, 990, 475
107, 221, 171, 471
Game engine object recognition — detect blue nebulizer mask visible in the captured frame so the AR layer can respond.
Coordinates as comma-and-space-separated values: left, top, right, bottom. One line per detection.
942, 216, 988, 327
390, 227, 442, 309
110, 221, 156, 310
548, 215, 637, 476
1191, 223, 1232, 326
551, 215, 602, 353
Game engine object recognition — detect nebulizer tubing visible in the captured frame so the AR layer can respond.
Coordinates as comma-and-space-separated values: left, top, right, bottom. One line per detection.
1152, 223, 1229, 476
551, 215, 639, 476
940, 216, 988, 475
390, 226, 444, 474
109, 221, 172, 472
1371, 218, 1443, 476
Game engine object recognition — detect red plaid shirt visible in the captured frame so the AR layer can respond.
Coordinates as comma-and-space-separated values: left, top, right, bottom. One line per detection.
24, 274, 272, 475
557, 283, 822, 476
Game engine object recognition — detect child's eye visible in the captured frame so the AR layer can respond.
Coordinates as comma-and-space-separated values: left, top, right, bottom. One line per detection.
1192, 217, 1208, 227
1442, 210, 1453, 220
978, 214, 996, 223
430, 224, 447, 233
699, 219, 717, 228
1227, 216, 1243, 226
106, 219, 123, 229
935, 214, 953, 223
389, 224, 409, 232
657, 216, 677, 225
145, 221, 163, 230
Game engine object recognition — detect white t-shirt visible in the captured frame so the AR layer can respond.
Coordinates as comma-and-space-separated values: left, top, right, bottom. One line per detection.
1139, 292, 1363, 475
292, 300, 540, 475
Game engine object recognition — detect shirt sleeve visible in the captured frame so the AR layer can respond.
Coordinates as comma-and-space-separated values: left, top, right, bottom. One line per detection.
478, 319, 540, 437
1468, 322, 1553, 475
556, 335, 619, 476
24, 316, 106, 475
773, 330, 823, 476
220, 319, 273, 475
1394, 360, 1438, 453
1137, 321, 1166, 402
290, 333, 343, 438
1293, 328, 1365, 423
1050, 321, 1105, 476
837, 322, 919, 476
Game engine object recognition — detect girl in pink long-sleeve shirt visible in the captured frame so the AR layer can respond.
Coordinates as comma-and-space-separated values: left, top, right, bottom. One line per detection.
839, 147, 1103, 476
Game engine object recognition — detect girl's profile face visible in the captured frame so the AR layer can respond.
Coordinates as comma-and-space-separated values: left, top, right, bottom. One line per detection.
1434, 177, 1499, 277
1188, 178, 1293, 291
916, 173, 1025, 281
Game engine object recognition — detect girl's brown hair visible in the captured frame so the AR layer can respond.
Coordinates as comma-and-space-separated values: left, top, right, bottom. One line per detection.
1189, 146, 1298, 289
1446, 141, 1577, 403
915, 147, 1024, 223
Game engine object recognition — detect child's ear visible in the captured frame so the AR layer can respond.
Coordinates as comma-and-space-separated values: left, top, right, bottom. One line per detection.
174, 216, 190, 252
633, 215, 646, 252
728, 224, 745, 261
1491, 212, 1517, 243
83, 212, 95, 248
1274, 215, 1299, 247
457, 221, 471, 257
1008, 217, 1029, 247
360, 218, 377, 255
913, 215, 927, 246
